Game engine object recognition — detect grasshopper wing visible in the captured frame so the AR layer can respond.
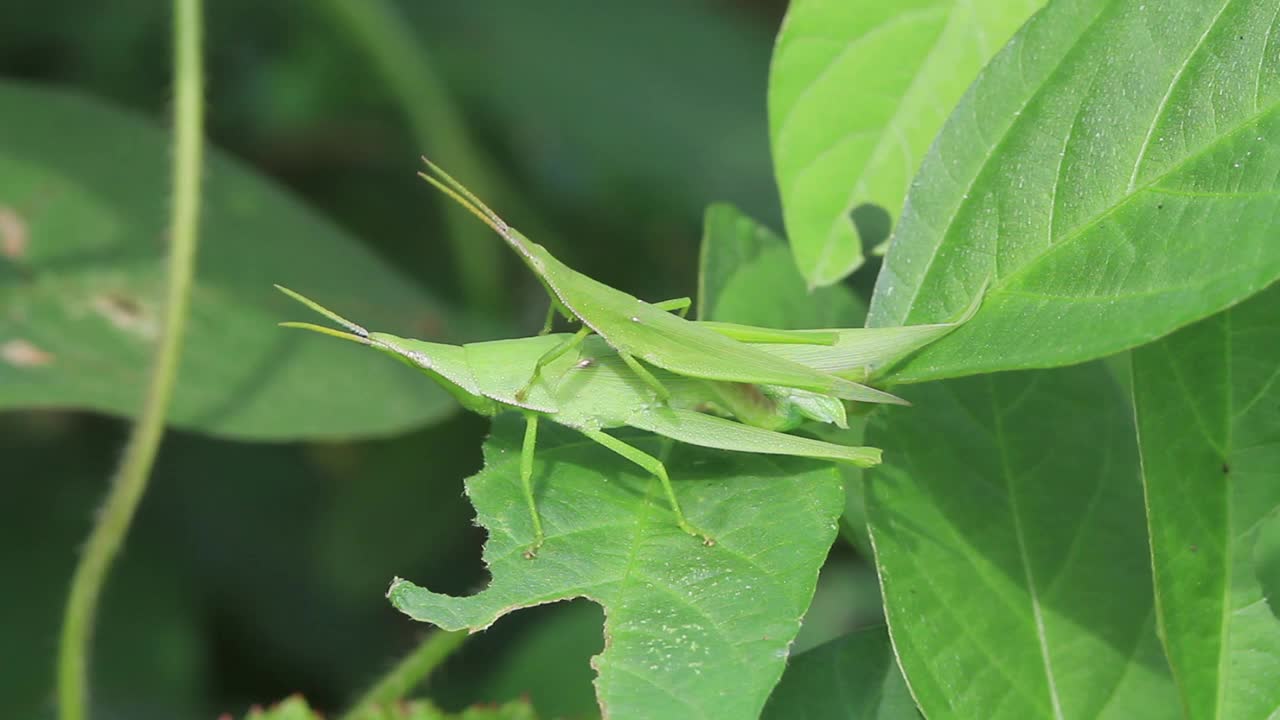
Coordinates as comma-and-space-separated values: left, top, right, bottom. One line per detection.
629, 406, 882, 467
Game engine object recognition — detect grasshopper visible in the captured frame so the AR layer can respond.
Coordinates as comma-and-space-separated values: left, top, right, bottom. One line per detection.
730, 287, 985, 383
277, 286, 882, 556
416, 159, 906, 408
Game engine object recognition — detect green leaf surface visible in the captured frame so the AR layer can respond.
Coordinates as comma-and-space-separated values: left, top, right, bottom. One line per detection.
1131, 282, 1280, 719
697, 203, 865, 328
0, 81, 456, 440
389, 418, 845, 720
1259, 512, 1280, 623
770, 0, 1042, 285
243, 696, 537, 720
867, 0, 1280, 382
866, 364, 1176, 719
762, 626, 918, 720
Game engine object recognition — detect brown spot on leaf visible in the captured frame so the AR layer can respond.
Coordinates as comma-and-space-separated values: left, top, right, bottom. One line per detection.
0, 206, 28, 259
2, 339, 55, 367
92, 292, 157, 339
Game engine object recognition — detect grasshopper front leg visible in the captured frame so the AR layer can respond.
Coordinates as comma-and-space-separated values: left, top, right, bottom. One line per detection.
619, 352, 671, 401
652, 297, 692, 318
579, 428, 714, 546
516, 327, 591, 401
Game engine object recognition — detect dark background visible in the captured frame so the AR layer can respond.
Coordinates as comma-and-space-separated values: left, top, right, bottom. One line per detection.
1, 2, 883, 718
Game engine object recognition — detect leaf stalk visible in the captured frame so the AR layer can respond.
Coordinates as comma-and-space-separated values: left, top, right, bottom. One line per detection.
56, 0, 204, 716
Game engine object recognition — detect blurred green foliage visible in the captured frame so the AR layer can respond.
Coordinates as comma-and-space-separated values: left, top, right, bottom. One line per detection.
0, 1, 838, 718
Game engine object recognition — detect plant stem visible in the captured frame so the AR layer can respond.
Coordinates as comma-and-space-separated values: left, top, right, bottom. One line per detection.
56, 1, 204, 717
322, 0, 503, 312
322, 0, 566, 318
339, 629, 469, 720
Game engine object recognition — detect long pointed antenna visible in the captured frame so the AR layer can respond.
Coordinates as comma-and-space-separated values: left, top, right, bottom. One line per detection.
417, 158, 542, 266
420, 156, 508, 230
278, 321, 370, 346
417, 170, 504, 236
274, 284, 369, 338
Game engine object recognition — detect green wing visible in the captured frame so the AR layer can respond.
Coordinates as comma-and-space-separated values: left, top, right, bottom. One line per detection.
629, 406, 881, 467
746, 290, 984, 381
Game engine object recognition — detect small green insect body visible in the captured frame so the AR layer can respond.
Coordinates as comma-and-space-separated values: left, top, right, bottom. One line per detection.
277, 287, 881, 556
416, 159, 906, 408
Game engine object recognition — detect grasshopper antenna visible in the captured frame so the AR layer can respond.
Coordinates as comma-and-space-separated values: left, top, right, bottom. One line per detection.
419, 156, 510, 230
417, 169, 504, 237
274, 284, 370, 339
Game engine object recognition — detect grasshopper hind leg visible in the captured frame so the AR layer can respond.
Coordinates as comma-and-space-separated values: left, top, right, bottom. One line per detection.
580, 429, 714, 546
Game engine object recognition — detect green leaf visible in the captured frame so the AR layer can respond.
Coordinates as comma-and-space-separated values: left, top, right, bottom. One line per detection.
1259, 511, 1280, 623
0, 81, 457, 440
389, 418, 845, 720
697, 203, 865, 328
243, 696, 537, 720
762, 626, 919, 719
867, 0, 1280, 382
866, 364, 1177, 719
770, 0, 1042, 285
1132, 282, 1280, 718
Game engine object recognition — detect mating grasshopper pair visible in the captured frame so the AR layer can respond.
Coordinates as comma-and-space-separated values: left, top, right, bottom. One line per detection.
280, 162, 974, 556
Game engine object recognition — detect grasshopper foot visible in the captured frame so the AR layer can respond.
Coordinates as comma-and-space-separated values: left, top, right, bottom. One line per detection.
523, 537, 543, 560
675, 518, 715, 548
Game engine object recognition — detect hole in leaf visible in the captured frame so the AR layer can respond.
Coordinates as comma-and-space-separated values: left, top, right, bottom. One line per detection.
849, 203, 891, 250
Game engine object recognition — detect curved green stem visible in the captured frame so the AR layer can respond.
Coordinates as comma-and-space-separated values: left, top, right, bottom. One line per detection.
321, 0, 502, 311
320, 0, 563, 315
339, 629, 469, 720
56, 1, 204, 717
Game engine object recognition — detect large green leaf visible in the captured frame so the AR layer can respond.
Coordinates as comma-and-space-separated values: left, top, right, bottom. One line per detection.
770, 0, 1042, 286
0, 81, 457, 440
867, 0, 1280, 382
866, 364, 1176, 719
697, 202, 865, 327
762, 626, 919, 719
389, 418, 845, 720
1131, 282, 1280, 719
